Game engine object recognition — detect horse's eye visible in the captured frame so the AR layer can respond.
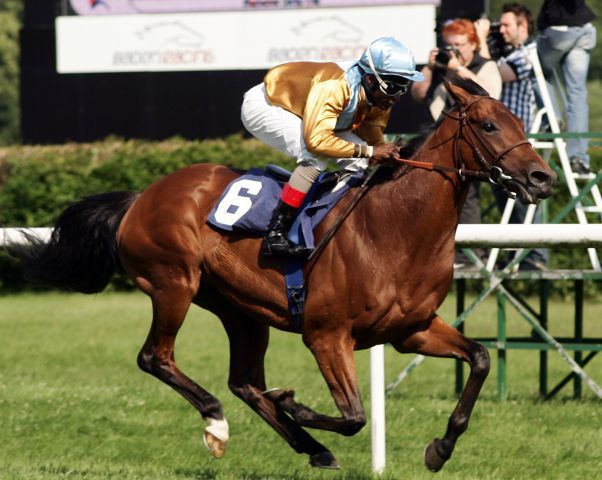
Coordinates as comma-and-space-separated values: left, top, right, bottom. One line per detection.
481, 122, 496, 133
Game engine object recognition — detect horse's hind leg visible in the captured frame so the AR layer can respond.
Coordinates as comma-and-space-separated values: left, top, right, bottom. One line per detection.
391, 315, 490, 473
137, 284, 228, 459
218, 310, 339, 469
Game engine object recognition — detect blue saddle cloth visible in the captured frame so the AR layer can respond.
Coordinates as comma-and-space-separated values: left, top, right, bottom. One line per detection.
208, 167, 364, 248
208, 166, 365, 329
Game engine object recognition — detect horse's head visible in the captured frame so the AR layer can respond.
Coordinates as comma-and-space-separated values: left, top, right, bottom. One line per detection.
441, 77, 556, 203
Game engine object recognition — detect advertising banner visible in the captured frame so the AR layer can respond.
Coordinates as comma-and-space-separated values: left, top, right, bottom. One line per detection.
56, 4, 436, 73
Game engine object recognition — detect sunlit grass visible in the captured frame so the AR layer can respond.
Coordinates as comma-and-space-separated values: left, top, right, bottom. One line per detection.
0, 291, 600, 479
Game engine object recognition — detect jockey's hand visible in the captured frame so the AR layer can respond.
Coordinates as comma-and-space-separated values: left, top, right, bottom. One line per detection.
371, 143, 401, 163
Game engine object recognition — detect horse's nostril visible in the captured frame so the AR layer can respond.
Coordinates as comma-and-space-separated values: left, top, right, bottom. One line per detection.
529, 170, 556, 187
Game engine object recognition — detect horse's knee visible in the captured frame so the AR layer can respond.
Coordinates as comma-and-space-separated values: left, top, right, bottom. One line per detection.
228, 381, 240, 396
137, 348, 171, 377
341, 413, 366, 436
137, 349, 154, 374
228, 381, 247, 400
228, 382, 261, 405
471, 344, 490, 379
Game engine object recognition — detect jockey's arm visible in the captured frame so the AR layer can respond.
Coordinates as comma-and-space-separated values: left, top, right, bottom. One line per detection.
303, 80, 359, 158
354, 111, 389, 146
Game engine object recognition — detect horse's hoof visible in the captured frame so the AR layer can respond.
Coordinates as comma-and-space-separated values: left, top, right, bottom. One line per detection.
263, 387, 295, 402
309, 451, 340, 469
203, 431, 227, 459
424, 439, 448, 472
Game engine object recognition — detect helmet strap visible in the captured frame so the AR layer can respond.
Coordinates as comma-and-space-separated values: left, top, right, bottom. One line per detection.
365, 46, 391, 93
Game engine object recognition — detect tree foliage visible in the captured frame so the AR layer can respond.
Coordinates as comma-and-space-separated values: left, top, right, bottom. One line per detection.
0, 0, 22, 145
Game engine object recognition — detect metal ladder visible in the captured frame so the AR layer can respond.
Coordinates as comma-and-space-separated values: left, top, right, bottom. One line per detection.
486, 44, 601, 271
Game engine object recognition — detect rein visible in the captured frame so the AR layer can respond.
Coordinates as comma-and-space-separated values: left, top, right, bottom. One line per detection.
393, 157, 490, 182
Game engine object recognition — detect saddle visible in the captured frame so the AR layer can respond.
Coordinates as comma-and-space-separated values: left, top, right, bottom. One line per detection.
208, 165, 364, 249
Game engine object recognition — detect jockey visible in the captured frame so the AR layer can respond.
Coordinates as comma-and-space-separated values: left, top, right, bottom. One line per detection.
241, 36, 424, 257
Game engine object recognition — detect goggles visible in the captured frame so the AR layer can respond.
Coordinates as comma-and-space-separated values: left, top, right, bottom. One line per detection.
365, 46, 411, 98
377, 79, 410, 97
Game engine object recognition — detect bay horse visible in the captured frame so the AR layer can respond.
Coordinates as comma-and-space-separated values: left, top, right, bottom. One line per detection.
14, 79, 555, 472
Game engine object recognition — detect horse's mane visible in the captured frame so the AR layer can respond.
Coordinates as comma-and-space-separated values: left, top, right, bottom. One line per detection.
449, 75, 490, 98
398, 121, 441, 159
374, 75, 489, 182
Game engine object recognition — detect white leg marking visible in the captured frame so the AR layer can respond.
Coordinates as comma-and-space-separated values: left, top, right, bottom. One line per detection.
205, 417, 229, 442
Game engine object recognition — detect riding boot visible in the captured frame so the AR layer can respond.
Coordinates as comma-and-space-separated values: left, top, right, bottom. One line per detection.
261, 201, 312, 257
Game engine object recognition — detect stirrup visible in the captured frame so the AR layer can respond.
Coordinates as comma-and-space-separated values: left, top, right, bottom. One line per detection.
261, 237, 312, 258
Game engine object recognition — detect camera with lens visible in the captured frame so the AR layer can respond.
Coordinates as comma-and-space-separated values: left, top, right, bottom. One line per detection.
434, 45, 458, 68
486, 21, 515, 60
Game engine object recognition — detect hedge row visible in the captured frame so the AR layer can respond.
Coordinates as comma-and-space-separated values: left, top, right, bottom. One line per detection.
0, 135, 293, 227
0, 136, 600, 296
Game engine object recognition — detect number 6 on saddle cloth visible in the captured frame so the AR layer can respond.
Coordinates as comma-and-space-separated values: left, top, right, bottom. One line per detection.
208, 165, 364, 326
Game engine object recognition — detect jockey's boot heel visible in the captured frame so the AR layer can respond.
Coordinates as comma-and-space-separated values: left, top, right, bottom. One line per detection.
261, 201, 312, 257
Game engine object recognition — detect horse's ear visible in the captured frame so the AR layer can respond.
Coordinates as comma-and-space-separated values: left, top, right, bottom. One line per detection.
443, 78, 475, 106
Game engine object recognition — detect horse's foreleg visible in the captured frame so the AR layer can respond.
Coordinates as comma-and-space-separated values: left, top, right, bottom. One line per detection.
219, 313, 339, 469
137, 285, 228, 459
392, 315, 490, 472
267, 332, 366, 437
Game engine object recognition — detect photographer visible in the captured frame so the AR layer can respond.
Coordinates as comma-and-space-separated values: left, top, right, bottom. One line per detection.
477, 3, 536, 130
477, 3, 548, 270
411, 18, 502, 120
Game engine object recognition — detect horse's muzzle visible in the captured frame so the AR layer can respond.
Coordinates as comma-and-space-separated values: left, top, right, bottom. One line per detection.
527, 167, 556, 200
504, 167, 556, 204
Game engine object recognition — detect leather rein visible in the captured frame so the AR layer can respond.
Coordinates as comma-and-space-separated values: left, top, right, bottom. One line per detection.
396, 96, 531, 198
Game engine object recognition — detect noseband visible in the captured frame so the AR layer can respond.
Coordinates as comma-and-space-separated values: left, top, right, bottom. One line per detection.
441, 96, 531, 198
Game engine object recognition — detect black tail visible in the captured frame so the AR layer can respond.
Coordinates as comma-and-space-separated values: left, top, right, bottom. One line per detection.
12, 191, 139, 293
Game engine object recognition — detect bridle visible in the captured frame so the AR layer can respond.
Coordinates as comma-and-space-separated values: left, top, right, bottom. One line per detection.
397, 96, 531, 198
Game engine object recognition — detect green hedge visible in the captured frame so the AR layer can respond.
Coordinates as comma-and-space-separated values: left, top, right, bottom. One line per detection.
0, 1, 21, 145
0, 135, 293, 227
0, 136, 600, 296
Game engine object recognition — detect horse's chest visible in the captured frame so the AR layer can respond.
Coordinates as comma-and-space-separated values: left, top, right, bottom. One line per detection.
351, 268, 451, 336
395, 267, 453, 320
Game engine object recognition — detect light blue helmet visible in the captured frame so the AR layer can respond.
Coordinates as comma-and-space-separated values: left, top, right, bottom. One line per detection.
358, 37, 424, 83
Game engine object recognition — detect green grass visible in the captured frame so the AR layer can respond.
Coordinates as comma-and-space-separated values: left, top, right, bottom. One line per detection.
0, 291, 600, 479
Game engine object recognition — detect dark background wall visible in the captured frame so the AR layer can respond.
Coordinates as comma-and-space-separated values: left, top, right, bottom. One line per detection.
20, 0, 485, 144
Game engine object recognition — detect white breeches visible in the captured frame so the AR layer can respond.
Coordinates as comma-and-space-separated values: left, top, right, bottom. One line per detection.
240, 83, 369, 172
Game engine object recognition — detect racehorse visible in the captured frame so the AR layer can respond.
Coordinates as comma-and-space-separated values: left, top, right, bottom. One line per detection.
13, 78, 555, 472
